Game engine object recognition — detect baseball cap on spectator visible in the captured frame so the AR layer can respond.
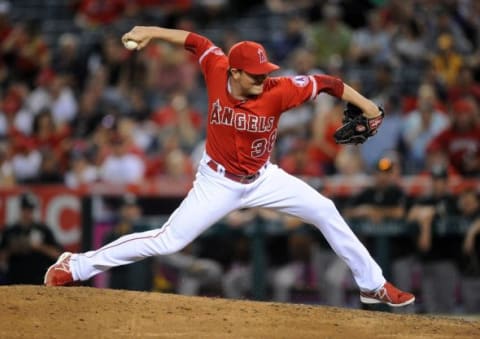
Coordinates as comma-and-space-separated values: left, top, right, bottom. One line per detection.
376, 157, 394, 172
20, 193, 37, 209
228, 41, 279, 75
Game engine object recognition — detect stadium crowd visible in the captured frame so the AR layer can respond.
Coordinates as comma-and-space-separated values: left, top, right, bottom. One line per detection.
0, 0, 479, 314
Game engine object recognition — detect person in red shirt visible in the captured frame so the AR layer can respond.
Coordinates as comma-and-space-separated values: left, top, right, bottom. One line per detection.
427, 99, 480, 177
45, 26, 414, 307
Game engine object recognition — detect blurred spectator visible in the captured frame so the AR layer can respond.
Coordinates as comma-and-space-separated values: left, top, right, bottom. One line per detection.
0, 143, 14, 187
3, 82, 32, 135
156, 243, 223, 296
344, 157, 405, 224
392, 18, 428, 67
401, 84, 449, 172
334, 146, 367, 179
431, 33, 464, 88
10, 138, 41, 183
1, 20, 49, 86
71, 84, 105, 139
407, 165, 459, 314
74, 0, 127, 28
427, 99, 480, 177
103, 194, 153, 291
152, 92, 203, 153
30, 109, 71, 154
162, 148, 193, 180
221, 209, 257, 299
447, 66, 480, 103
65, 152, 99, 189
99, 134, 145, 185
428, 7, 472, 55
0, 193, 62, 284
31, 150, 64, 184
344, 157, 413, 308
51, 33, 86, 90
276, 48, 322, 158
279, 138, 323, 177
349, 9, 392, 66
271, 222, 350, 307
459, 189, 480, 313
27, 70, 78, 126
271, 15, 306, 64
308, 101, 344, 175
306, 3, 352, 68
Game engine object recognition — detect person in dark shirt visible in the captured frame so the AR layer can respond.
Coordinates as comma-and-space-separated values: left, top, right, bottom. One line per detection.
0, 193, 62, 284
345, 157, 413, 311
344, 157, 406, 225
407, 165, 460, 314
459, 188, 480, 313
102, 194, 153, 291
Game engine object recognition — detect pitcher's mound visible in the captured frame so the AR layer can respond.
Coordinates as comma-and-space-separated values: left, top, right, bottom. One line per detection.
1, 286, 479, 338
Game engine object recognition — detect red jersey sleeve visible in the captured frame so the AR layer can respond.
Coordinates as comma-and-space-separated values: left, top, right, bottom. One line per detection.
276, 74, 344, 111
184, 32, 226, 79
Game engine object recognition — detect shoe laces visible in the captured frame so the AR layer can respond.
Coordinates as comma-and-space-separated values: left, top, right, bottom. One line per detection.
54, 255, 71, 274
374, 285, 392, 302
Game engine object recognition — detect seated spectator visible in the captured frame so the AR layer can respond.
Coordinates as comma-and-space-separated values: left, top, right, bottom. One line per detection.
103, 195, 153, 291
99, 134, 145, 185
306, 3, 352, 69
279, 139, 323, 177
459, 189, 480, 313
392, 18, 428, 67
10, 138, 42, 183
64, 151, 99, 189
427, 99, 480, 177
271, 15, 306, 64
30, 150, 64, 184
1, 20, 50, 86
30, 109, 71, 155
271, 222, 351, 307
431, 33, 464, 88
334, 146, 367, 179
344, 157, 405, 225
0, 193, 62, 284
276, 48, 322, 158
447, 66, 480, 103
344, 157, 413, 311
349, 9, 392, 66
152, 92, 203, 153
51, 33, 86, 89
156, 243, 223, 296
27, 69, 78, 126
0, 143, 14, 187
401, 84, 449, 172
407, 165, 459, 314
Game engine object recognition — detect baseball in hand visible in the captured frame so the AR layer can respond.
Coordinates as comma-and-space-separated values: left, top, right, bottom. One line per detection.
124, 40, 139, 50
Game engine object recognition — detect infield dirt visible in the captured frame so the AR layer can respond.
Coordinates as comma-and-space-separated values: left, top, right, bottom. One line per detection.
1, 286, 479, 338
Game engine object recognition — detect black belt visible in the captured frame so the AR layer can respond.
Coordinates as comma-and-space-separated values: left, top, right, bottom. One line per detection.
207, 160, 265, 184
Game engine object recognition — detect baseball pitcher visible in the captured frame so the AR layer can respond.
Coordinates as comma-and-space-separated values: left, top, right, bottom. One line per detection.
45, 26, 414, 307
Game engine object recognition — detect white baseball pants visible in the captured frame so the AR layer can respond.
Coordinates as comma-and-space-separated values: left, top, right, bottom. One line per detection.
71, 154, 385, 291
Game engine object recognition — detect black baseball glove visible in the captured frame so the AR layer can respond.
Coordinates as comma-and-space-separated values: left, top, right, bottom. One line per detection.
334, 103, 385, 145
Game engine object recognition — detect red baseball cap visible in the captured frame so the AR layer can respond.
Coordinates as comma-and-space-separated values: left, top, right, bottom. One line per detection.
228, 41, 280, 75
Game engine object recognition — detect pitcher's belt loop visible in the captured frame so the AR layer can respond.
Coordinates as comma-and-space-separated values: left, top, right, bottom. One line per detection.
207, 160, 266, 184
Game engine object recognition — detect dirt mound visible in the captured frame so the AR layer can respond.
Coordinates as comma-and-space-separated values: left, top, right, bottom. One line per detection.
1, 286, 479, 338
